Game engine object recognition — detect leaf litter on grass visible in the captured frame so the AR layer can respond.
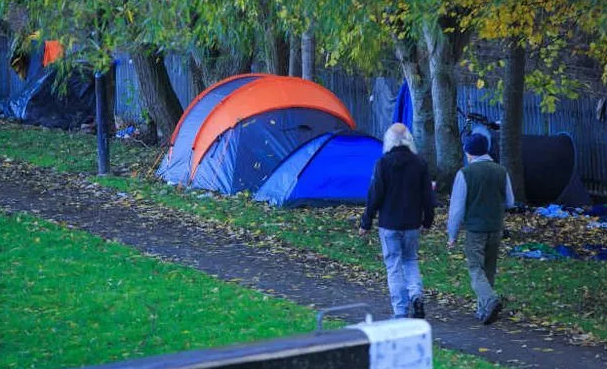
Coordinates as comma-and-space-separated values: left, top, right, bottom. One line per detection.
1, 121, 606, 345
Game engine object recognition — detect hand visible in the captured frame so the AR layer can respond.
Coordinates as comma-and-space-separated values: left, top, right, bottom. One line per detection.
446, 240, 456, 250
358, 228, 369, 236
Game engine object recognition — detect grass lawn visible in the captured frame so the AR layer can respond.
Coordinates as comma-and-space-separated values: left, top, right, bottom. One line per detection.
92, 176, 607, 341
0, 212, 499, 369
1, 122, 605, 342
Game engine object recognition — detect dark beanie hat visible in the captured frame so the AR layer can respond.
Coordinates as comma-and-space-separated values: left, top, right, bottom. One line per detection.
464, 133, 489, 156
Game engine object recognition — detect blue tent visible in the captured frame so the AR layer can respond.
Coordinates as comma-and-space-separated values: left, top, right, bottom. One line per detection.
156, 74, 355, 194
254, 131, 383, 207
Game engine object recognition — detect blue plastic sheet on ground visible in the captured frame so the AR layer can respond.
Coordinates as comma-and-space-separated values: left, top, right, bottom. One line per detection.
588, 221, 607, 229
116, 126, 137, 138
509, 243, 607, 261
583, 245, 607, 261
584, 204, 607, 222
535, 204, 583, 218
509, 243, 565, 260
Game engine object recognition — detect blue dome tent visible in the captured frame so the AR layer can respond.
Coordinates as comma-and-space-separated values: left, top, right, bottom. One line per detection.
254, 131, 383, 207
156, 74, 355, 194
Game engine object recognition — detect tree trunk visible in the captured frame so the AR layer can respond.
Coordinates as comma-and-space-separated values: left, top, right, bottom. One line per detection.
189, 53, 206, 95
398, 52, 437, 177
200, 46, 253, 87
257, 0, 288, 76
264, 28, 289, 75
132, 49, 183, 144
289, 33, 302, 77
501, 40, 527, 202
423, 24, 464, 190
301, 19, 316, 81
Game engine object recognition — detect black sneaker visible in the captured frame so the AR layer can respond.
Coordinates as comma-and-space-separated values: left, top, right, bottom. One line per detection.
412, 297, 425, 319
482, 300, 502, 325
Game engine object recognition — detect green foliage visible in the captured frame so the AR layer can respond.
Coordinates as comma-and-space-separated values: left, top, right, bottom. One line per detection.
525, 70, 584, 113
467, 0, 605, 111
0, 1, 6, 20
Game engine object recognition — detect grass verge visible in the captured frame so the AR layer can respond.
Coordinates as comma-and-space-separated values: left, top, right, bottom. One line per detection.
1, 122, 605, 342
0, 212, 499, 369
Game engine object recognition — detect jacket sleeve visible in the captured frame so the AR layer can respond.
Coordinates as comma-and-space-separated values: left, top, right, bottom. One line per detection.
360, 160, 384, 230
447, 170, 467, 242
505, 174, 516, 209
421, 163, 435, 229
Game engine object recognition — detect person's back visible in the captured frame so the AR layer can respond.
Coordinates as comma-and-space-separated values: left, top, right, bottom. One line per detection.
447, 133, 514, 325
360, 123, 434, 319
462, 160, 507, 233
373, 146, 432, 231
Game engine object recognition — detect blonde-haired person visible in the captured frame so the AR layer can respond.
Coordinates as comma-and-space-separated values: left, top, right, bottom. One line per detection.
360, 123, 435, 319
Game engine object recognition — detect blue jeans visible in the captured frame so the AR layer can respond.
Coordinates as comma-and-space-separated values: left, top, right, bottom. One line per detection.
379, 228, 423, 317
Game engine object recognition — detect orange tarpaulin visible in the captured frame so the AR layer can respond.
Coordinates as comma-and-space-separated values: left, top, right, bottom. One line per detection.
43, 40, 63, 67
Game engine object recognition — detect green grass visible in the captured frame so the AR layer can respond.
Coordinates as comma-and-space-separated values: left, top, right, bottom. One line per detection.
0, 212, 499, 369
94, 176, 607, 340
435, 349, 503, 369
0, 123, 161, 174
1, 122, 606, 342
0, 212, 329, 368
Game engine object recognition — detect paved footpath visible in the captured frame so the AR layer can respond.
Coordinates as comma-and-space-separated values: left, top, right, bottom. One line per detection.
0, 163, 605, 368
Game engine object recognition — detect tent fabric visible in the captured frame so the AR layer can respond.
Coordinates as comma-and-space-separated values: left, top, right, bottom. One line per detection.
253, 134, 333, 205
461, 130, 591, 207
168, 74, 268, 146
254, 132, 383, 207
188, 76, 356, 181
191, 109, 349, 194
1, 41, 94, 130
159, 74, 264, 185
521, 134, 591, 207
392, 80, 413, 131
42, 41, 64, 67
370, 77, 399, 139
158, 74, 356, 195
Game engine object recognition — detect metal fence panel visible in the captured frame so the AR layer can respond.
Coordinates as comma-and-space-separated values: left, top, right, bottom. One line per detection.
457, 85, 607, 195
0, 36, 9, 100
114, 52, 194, 124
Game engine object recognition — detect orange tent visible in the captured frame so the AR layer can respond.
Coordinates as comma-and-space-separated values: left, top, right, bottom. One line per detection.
158, 74, 356, 194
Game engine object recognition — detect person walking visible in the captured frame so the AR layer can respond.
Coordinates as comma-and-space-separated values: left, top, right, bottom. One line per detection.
359, 123, 434, 319
447, 133, 515, 324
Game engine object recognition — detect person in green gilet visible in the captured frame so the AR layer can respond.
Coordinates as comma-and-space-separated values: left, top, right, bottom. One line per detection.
447, 133, 515, 324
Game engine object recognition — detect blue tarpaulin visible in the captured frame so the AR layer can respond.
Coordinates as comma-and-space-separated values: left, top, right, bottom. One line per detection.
509, 243, 607, 261
392, 80, 413, 132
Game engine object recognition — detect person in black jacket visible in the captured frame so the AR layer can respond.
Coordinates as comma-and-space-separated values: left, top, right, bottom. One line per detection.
359, 123, 435, 319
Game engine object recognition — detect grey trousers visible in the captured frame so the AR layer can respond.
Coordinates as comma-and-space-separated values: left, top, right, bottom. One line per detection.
464, 230, 501, 313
